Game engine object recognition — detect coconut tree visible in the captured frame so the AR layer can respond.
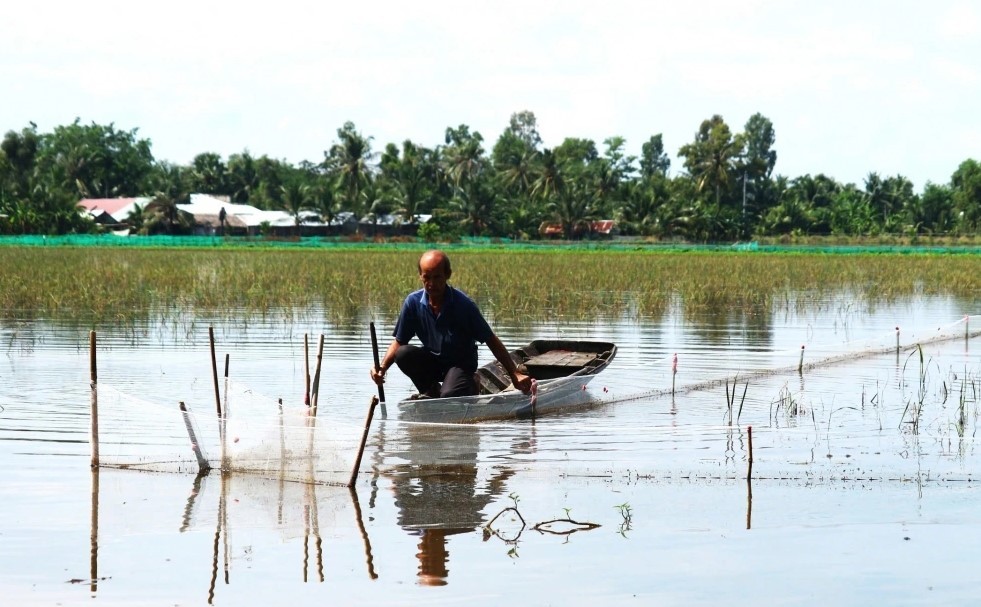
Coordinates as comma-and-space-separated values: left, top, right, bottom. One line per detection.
530, 149, 564, 202
142, 192, 193, 235
381, 140, 436, 224
547, 181, 595, 239
325, 122, 374, 219
678, 115, 745, 209
281, 181, 312, 237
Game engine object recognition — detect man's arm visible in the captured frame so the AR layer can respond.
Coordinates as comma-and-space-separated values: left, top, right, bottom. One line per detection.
370, 339, 402, 385
486, 334, 533, 393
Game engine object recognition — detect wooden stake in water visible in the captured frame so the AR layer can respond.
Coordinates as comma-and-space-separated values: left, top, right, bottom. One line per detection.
310, 334, 325, 415
349, 396, 379, 488
746, 425, 754, 480
304, 333, 311, 406
90, 467, 99, 594
208, 327, 227, 471
223, 354, 230, 425
797, 345, 805, 375
180, 401, 211, 473
671, 353, 678, 396
370, 322, 386, 404
895, 326, 900, 353
89, 330, 99, 468
966, 315, 970, 341
209, 327, 221, 419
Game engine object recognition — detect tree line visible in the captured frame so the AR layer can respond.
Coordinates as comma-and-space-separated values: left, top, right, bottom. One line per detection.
1, 112, 979, 240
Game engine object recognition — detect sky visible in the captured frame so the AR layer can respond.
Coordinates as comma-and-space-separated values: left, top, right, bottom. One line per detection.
3, 0, 979, 189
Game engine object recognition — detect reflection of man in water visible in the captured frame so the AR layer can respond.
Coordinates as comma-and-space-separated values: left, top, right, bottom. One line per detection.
389, 424, 513, 586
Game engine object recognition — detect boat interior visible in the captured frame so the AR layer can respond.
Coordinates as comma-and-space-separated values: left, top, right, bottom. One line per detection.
475, 340, 617, 395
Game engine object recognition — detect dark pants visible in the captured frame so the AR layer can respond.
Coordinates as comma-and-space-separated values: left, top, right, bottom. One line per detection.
394, 344, 477, 398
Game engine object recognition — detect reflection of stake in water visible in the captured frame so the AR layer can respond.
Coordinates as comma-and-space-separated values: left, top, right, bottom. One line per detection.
172, 471, 381, 605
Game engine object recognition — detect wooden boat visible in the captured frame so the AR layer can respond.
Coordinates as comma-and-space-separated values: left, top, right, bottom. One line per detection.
396, 339, 617, 423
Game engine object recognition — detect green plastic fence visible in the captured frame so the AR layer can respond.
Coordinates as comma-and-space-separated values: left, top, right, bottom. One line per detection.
1, 233, 981, 255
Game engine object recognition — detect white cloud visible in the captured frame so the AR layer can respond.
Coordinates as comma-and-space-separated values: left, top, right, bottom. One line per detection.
936, 2, 981, 40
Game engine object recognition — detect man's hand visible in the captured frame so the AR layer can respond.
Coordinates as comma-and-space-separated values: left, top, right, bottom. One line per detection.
512, 371, 533, 394
369, 366, 385, 386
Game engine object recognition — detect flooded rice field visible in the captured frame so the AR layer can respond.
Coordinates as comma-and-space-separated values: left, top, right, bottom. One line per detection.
3, 293, 981, 606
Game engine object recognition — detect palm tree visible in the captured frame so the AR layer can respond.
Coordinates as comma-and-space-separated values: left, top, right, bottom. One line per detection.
311, 178, 341, 226
531, 149, 564, 201
678, 115, 745, 208
447, 180, 499, 237
125, 203, 146, 234
326, 122, 374, 219
442, 126, 486, 190
281, 181, 312, 237
142, 192, 193, 235
360, 179, 396, 237
548, 181, 595, 239
385, 141, 435, 224
617, 181, 659, 236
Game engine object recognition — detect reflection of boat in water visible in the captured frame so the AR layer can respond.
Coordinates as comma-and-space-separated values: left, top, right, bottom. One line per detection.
397, 339, 617, 423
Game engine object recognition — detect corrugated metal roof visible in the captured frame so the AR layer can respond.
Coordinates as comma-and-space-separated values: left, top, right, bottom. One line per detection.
180, 193, 329, 228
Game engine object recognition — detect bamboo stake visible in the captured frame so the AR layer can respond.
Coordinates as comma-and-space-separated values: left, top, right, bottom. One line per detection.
895, 326, 900, 353
746, 426, 754, 529
797, 345, 805, 374
278, 398, 286, 481
209, 327, 221, 419
180, 401, 211, 473
310, 334, 325, 415
369, 322, 385, 404
89, 330, 99, 468
746, 425, 754, 479
222, 354, 230, 438
208, 327, 227, 471
221, 474, 229, 584
348, 396, 379, 488
90, 467, 99, 593
671, 353, 677, 396
304, 333, 311, 406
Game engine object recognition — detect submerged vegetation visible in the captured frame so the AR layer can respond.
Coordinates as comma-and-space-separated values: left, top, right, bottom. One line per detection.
3, 247, 981, 325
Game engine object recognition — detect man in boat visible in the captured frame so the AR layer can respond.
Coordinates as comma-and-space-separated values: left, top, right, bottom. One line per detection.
370, 249, 533, 398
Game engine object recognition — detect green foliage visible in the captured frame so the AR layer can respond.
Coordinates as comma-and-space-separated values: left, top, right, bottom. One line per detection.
1, 113, 978, 241
324, 121, 374, 219
678, 114, 746, 209
417, 221, 441, 242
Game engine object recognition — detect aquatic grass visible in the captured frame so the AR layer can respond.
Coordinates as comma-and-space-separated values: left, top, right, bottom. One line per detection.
725, 378, 748, 425
770, 382, 807, 423
900, 345, 932, 435
3, 247, 981, 326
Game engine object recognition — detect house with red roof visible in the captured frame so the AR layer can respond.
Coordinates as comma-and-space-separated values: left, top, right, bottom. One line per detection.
78, 197, 151, 226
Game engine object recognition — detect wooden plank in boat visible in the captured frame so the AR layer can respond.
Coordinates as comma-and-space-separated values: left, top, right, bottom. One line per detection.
524, 350, 597, 368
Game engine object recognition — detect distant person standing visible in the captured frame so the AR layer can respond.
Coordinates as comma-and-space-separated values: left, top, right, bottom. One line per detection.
218, 206, 227, 236
370, 250, 532, 398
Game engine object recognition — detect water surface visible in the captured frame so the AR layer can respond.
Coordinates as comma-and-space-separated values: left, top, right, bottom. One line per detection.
2, 295, 981, 605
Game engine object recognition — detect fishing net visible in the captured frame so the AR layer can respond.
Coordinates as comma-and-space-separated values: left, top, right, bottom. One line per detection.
601, 314, 981, 405
92, 315, 981, 488
95, 378, 365, 486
